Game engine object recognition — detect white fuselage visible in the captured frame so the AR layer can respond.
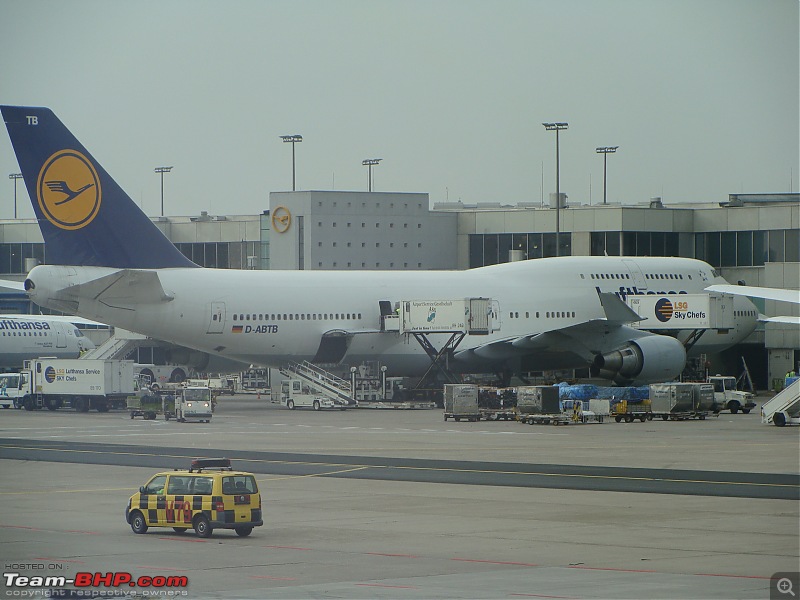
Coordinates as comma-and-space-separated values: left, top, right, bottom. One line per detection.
0, 317, 94, 369
25, 256, 758, 375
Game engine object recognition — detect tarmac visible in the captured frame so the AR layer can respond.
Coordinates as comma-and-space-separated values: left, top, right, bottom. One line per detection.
0, 395, 797, 599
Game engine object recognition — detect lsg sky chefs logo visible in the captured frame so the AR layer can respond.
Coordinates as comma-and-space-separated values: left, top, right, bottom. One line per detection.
654, 298, 706, 323
37, 149, 102, 230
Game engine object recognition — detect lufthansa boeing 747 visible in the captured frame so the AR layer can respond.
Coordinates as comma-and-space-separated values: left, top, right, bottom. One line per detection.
1, 106, 758, 384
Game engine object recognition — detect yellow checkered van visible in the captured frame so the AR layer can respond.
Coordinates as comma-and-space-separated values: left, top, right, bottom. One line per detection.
126, 458, 262, 538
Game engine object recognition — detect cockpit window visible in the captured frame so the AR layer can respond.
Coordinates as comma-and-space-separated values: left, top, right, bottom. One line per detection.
711, 269, 721, 278
74, 328, 85, 337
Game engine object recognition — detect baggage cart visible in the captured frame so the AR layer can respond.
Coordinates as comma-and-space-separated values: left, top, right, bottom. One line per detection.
517, 386, 570, 425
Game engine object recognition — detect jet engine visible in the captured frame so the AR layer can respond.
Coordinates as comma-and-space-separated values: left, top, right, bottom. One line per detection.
590, 335, 686, 385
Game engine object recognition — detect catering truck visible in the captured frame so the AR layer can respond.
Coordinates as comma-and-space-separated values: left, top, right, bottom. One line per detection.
18, 358, 135, 412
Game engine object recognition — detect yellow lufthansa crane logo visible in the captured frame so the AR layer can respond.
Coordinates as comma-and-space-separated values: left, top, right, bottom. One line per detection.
37, 150, 101, 230
271, 206, 291, 233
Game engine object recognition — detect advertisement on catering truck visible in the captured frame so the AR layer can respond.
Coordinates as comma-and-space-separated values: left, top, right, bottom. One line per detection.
626, 293, 734, 330
401, 300, 468, 333
31, 359, 134, 396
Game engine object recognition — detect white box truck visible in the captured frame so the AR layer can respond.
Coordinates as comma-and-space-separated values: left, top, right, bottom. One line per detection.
19, 358, 135, 412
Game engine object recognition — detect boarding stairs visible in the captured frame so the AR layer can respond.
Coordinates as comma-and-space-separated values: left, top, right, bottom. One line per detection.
279, 361, 353, 403
81, 335, 145, 361
760, 378, 800, 426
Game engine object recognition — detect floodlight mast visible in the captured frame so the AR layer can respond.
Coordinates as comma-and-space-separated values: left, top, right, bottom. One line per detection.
280, 135, 303, 191
542, 122, 568, 256
362, 158, 382, 192
9, 173, 23, 219
154, 166, 173, 217
596, 146, 619, 205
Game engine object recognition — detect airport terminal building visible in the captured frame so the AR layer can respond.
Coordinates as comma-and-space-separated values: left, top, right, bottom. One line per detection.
0, 191, 797, 386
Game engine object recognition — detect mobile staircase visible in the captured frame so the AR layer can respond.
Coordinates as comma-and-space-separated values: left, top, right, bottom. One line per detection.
761, 378, 800, 427
279, 361, 355, 406
81, 334, 145, 361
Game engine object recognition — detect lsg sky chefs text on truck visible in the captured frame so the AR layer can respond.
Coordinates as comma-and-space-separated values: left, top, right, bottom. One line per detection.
18, 358, 134, 412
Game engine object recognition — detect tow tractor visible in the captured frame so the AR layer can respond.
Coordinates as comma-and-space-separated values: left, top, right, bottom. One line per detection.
708, 375, 756, 414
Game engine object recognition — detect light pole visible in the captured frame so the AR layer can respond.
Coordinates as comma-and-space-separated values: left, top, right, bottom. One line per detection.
154, 166, 173, 217
279, 135, 303, 191
542, 122, 568, 256
596, 146, 619, 205
362, 159, 382, 192
9, 173, 23, 219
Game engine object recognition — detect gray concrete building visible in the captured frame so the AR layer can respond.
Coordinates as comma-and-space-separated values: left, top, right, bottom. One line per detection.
267, 191, 457, 271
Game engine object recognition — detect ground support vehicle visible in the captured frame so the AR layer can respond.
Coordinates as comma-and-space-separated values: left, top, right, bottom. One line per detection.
174, 386, 213, 423
281, 378, 352, 410
479, 408, 518, 421
443, 384, 480, 422
611, 400, 652, 422
517, 385, 570, 425
17, 358, 134, 412
127, 392, 175, 420
126, 458, 262, 538
761, 378, 800, 427
476, 386, 517, 420
0, 372, 23, 408
561, 399, 610, 423
708, 375, 756, 414
649, 383, 714, 421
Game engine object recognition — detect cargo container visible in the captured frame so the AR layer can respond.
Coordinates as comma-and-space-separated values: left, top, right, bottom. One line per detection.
443, 384, 480, 422
517, 386, 569, 425
648, 382, 712, 420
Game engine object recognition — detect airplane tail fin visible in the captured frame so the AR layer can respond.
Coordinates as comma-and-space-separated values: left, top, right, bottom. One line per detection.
1, 106, 197, 269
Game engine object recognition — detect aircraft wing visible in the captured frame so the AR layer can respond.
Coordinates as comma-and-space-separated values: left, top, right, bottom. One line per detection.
705, 284, 800, 304
456, 292, 645, 363
53, 269, 174, 309
0, 278, 25, 291
758, 315, 800, 325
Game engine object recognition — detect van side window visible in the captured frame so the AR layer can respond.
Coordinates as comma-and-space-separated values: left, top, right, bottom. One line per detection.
191, 477, 214, 496
222, 476, 258, 495
143, 475, 167, 495
167, 477, 189, 495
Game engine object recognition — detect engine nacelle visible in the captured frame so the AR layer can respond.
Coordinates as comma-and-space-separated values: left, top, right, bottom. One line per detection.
590, 335, 686, 385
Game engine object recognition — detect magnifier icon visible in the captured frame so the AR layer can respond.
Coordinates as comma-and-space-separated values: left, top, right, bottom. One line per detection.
778, 578, 796, 597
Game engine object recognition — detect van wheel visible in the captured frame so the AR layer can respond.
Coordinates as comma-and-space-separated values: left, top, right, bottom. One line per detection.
130, 511, 148, 534
287, 400, 295, 410
728, 401, 740, 414
313, 400, 321, 411
741, 409, 751, 414
235, 526, 253, 537
193, 515, 212, 538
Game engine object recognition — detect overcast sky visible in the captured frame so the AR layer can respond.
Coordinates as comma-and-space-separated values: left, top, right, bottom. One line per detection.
1, 0, 798, 219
